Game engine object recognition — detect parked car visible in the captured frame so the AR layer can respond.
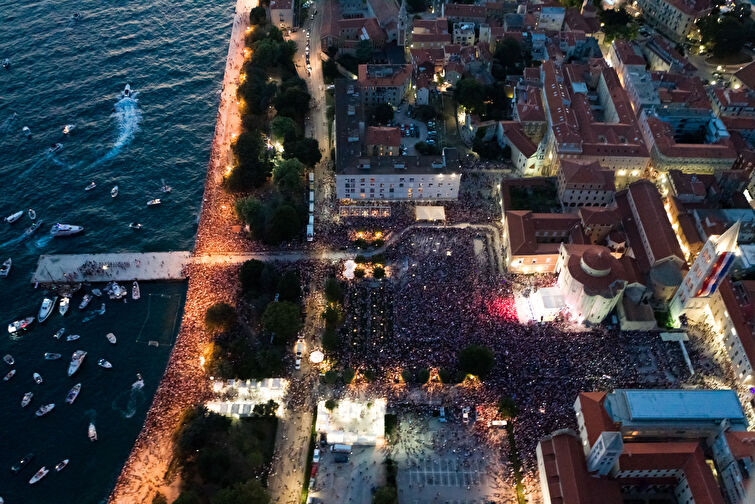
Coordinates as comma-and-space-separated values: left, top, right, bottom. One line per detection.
313, 448, 321, 463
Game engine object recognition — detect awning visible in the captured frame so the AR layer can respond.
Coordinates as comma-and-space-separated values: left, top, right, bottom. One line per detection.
415, 206, 446, 221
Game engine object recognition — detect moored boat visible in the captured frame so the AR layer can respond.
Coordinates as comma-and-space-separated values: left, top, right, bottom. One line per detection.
3, 369, 16, 381
28, 466, 49, 484
146, 198, 161, 206
4, 210, 23, 223
44, 353, 61, 360
111, 185, 119, 198
33, 372, 43, 384
55, 459, 69, 472
65, 383, 81, 404
27, 208, 36, 220
37, 296, 57, 323
65, 334, 80, 342
59, 297, 70, 315
132, 281, 140, 300
53, 328, 65, 340
106, 332, 116, 344
0, 258, 10, 277
3, 354, 14, 365
50, 223, 84, 237
78, 294, 92, 310
21, 392, 33, 407
91, 288, 102, 297
11, 453, 33, 473
88, 422, 97, 441
34, 404, 54, 417
8, 316, 34, 334
97, 358, 112, 369
67, 350, 86, 376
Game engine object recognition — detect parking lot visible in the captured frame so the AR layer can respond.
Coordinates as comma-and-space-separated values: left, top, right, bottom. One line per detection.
309, 443, 385, 504
393, 105, 441, 156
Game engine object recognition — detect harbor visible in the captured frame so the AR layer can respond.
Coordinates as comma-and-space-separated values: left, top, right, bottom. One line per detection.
32, 252, 191, 283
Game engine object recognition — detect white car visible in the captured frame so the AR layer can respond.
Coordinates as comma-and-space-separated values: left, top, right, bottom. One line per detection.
462, 406, 471, 424
295, 357, 302, 370
313, 448, 320, 463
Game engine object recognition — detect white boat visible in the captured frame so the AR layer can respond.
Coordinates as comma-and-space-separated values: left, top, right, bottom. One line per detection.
2, 58, 10, 69
12, 453, 34, 473
66, 334, 80, 342
88, 422, 97, 441
84, 181, 96, 191
122, 84, 132, 98
50, 223, 84, 237
97, 358, 112, 369
28, 466, 49, 484
22, 126, 31, 138
3, 369, 15, 381
78, 294, 92, 309
106, 332, 116, 344
35, 404, 54, 417
4, 211, 23, 223
132, 373, 144, 390
44, 353, 61, 360
38, 296, 57, 322
48, 143, 63, 154
132, 281, 140, 300
59, 297, 70, 315
62, 124, 75, 135
91, 288, 102, 297
53, 328, 65, 340
129, 222, 143, 230
65, 383, 81, 404
111, 185, 119, 198
21, 392, 33, 407
33, 372, 43, 384
3, 354, 13, 365
8, 316, 34, 334
0, 258, 10, 277
23, 220, 43, 237
27, 208, 36, 220
160, 179, 172, 193
55, 459, 69, 472
146, 198, 161, 206
67, 350, 86, 376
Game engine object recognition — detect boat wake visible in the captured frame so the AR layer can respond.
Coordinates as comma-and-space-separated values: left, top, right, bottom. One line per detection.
112, 386, 144, 419
32, 235, 53, 249
0, 112, 17, 134
91, 91, 141, 168
0, 235, 25, 249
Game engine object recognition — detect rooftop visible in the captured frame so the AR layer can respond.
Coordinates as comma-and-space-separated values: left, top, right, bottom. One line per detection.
607, 389, 745, 424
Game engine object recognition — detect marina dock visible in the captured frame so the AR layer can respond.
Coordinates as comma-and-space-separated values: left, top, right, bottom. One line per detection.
32, 252, 191, 283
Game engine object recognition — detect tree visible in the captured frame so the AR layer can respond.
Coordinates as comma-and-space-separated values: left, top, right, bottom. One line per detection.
239, 259, 266, 294
372, 103, 394, 125
325, 398, 338, 410
285, 137, 322, 166
251, 38, 282, 68
354, 268, 366, 279
373, 266, 385, 279
491, 37, 529, 80
205, 302, 237, 332
457, 345, 495, 378
322, 328, 340, 353
323, 58, 340, 83
454, 78, 486, 116
277, 270, 301, 302
262, 301, 301, 342
373, 486, 398, 504
406, 0, 427, 13
259, 263, 280, 295
416, 368, 430, 384
173, 490, 202, 504
324, 277, 344, 303
599, 7, 638, 42
270, 116, 298, 144
250, 6, 267, 25
272, 158, 304, 195
323, 370, 339, 384
152, 493, 167, 504
275, 87, 311, 120
342, 367, 356, 384
498, 396, 518, 418
265, 204, 300, 244
235, 197, 267, 239
211, 479, 270, 504
322, 304, 343, 328
355, 39, 374, 64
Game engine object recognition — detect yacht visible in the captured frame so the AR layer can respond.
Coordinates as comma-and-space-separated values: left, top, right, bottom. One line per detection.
66, 334, 80, 342
122, 84, 132, 98
106, 332, 117, 344
0, 258, 10, 277
146, 198, 161, 206
44, 353, 61, 360
88, 422, 97, 441
67, 350, 86, 376
78, 294, 92, 309
53, 328, 65, 340
132, 281, 140, 300
50, 223, 84, 237
55, 459, 69, 472
4, 210, 23, 223
21, 392, 33, 407
85, 181, 96, 191
129, 222, 143, 230
34, 404, 54, 417
11, 453, 33, 473
111, 185, 119, 198
29, 466, 49, 484
97, 358, 112, 369
3, 354, 13, 365
8, 316, 34, 334
59, 296, 70, 315
33, 372, 43, 384
23, 219, 44, 237
160, 179, 172, 193
62, 124, 75, 135
65, 383, 81, 404
38, 296, 57, 322
3, 369, 15, 381
27, 208, 36, 220
48, 143, 63, 154
22, 126, 31, 138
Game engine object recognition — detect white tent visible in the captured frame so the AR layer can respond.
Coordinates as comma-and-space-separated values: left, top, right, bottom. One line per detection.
415, 206, 446, 221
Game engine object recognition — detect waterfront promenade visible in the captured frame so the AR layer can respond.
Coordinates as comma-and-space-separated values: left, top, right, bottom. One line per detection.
32, 252, 191, 283
107, 0, 256, 502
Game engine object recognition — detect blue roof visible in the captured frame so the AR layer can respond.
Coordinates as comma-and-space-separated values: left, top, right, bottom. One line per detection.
623, 390, 745, 422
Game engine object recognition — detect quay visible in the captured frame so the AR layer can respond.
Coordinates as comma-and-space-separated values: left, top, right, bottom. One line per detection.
32, 252, 191, 283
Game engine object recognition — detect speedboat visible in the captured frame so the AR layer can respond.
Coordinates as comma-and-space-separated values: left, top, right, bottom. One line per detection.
67, 350, 86, 376
55, 459, 69, 472
66, 334, 80, 342
50, 223, 84, 237
111, 185, 119, 198
0, 258, 10, 277
146, 198, 161, 206
59, 296, 70, 315
106, 332, 116, 344
27, 208, 36, 220
33, 372, 43, 384
8, 316, 34, 333
160, 179, 172, 193
72, 12, 81, 20
21, 392, 33, 407
65, 383, 81, 404
35, 404, 54, 417
53, 328, 65, 340
132, 281, 140, 300
28, 466, 49, 484
48, 143, 63, 154
22, 126, 31, 138
11, 453, 33, 473
3, 354, 13, 365
4, 210, 23, 223
91, 288, 102, 297
132, 373, 144, 389
38, 296, 57, 322
88, 422, 97, 441
129, 222, 142, 230
122, 84, 133, 98
62, 124, 75, 135
2, 58, 10, 69
44, 352, 61, 360
79, 294, 92, 309
23, 220, 44, 237
97, 358, 112, 369
3, 369, 15, 381
84, 181, 96, 191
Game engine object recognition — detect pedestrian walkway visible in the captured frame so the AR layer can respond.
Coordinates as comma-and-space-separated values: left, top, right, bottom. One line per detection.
32, 252, 191, 283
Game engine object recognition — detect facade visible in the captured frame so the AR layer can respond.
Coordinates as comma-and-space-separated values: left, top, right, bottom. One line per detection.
557, 160, 616, 208
635, 0, 710, 43
452, 22, 475, 46
497, 122, 539, 175
537, 6, 565, 31
269, 0, 294, 29
357, 64, 412, 107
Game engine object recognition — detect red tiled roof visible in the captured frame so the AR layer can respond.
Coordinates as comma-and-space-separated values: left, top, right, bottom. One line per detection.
500, 121, 537, 157
561, 160, 615, 191
669, 170, 706, 197
270, 0, 293, 10
358, 64, 412, 87
725, 431, 755, 460
652, 72, 710, 110
735, 61, 755, 91
364, 126, 401, 147
720, 279, 755, 372
628, 179, 684, 265
613, 40, 645, 67
444, 3, 486, 19
579, 206, 621, 227
722, 115, 755, 133
565, 244, 635, 296
643, 114, 736, 161
368, 0, 398, 28
577, 392, 618, 446
505, 210, 579, 255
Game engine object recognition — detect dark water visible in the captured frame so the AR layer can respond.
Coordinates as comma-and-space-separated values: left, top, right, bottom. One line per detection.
0, 1, 232, 502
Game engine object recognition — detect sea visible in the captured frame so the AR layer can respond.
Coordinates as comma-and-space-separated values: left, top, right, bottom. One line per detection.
0, 1, 233, 502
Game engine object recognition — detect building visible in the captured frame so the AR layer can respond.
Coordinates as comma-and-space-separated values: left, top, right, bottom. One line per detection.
607, 40, 646, 83
634, 0, 710, 43
269, 0, 294, 29
357, 64, 412, 107
409, 18, 451, 50
537, 6, 565, 31
451, 22, 475, 46
640, 35, 696, 73
557, 160, 616, 208
497, 122, 539, 175
670, 222, 740, 321
504, 210, 581, 273
364, 126, 401, 157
